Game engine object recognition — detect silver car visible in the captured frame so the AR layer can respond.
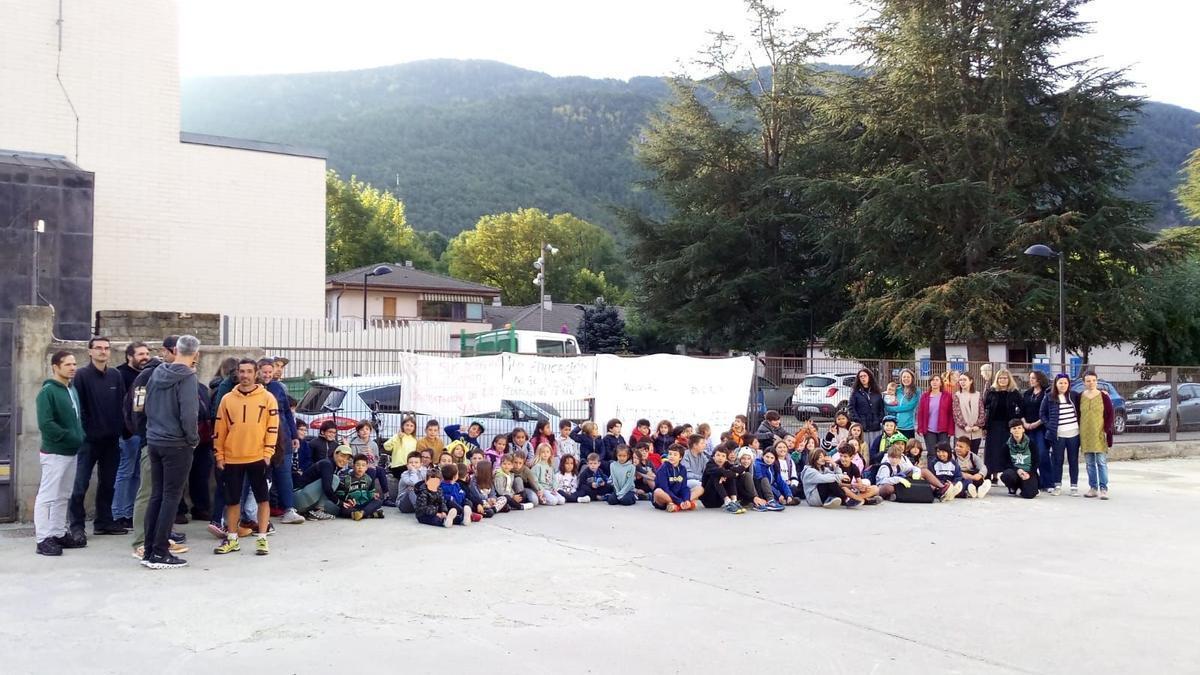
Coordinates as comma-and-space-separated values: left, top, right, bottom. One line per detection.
1125, 383, 1200, 431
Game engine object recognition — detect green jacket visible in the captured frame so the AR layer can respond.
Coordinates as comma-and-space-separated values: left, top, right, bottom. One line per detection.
37, 378, 84, 455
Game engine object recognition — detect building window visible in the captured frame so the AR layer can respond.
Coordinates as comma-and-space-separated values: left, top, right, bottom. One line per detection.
419, 300, 485, 321
466, 303, 482, 320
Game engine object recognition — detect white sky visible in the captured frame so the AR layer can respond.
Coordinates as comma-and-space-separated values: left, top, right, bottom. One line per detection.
179, 0, 1200, 111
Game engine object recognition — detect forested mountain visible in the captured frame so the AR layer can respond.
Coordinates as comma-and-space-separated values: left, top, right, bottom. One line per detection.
181, 59, 1200, 233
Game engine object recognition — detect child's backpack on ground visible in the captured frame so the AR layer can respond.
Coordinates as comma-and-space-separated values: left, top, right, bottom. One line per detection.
893, 479, 935, 504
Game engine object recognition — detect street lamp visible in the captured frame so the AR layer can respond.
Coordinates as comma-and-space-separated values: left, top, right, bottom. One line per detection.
1024, 244, 1065, 374
363, 264, 392, 329
533, 242, 558, 331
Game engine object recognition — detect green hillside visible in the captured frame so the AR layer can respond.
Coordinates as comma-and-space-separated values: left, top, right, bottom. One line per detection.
181, 59, 1200, 233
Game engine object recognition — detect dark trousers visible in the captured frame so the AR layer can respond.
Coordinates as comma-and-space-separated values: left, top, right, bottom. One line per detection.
338, 498, 383, 518
558, 490, 586, 503
581, 484, 613, 500
922, 432, 950, 457
1051, 435, 1081, 487
69, 437, 121, 531
1000, 468, 1039, 499
815, 481, 843, 502
209, 465, 227, 524
417, 510, 462, 526
605, 491, 637, 506
736, 472, 759, 506
178, 444, 213, 516
899, 428, 915, 439
699, 475, 735, 508
145, 445, 194, 557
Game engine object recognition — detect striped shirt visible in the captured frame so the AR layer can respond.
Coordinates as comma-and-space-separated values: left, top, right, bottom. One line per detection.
1057, 398, 1079, 438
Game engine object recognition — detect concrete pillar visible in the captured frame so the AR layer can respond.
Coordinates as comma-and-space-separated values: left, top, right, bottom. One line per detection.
13, 306, 55, 522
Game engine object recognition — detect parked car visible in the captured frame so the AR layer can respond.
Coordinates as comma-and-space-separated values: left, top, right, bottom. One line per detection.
1124, 383, 1200, 431
792, 372, 857, 420
757, 375, 792, 415
294, 375, 571, 443
1069, 379, 1127, 435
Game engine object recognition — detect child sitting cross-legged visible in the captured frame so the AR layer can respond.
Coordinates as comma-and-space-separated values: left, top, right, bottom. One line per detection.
652, 444, 699, 512
699, 442, 744, 514
509, 452, 540, 507
395, 451, 426, 514
577, 453, 612, 502
555, 454, 590, 503
632, 443, 655, 499
413, 466, 462, 528
531, 442, 566, 506
755, 447, 798, 508
494, 454, 532, 511
833, 444, 881, 505
954, 436, 990, 498
772, 440, 802, 500
802, 446, 863, 508
468, 460, 507, 517
606, 444, 638, 506
732, 448, 768, 512
439, 463, 477, 524
336, 454, 385, 520
928, 441, 966, 500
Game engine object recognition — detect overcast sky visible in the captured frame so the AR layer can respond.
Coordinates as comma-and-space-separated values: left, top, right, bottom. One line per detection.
179, 0, 1200, 111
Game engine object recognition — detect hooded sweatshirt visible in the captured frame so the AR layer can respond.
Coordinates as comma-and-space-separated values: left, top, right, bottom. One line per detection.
144, 362, 200, 449
681, 448, 709, 482
1006, 435, 1035, 472
654, 461, 689, 504
36, 378, 84, 455
800, 464, 839, 506
414, 482, 446, 518
609, 459, 635, 498
214, 384, 279, 465
754, 458, 793, 500
929, 453, 963, 482
398, 466, 427, 496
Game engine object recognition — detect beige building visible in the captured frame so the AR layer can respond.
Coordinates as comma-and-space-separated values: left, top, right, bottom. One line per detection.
325, 263, 501, 342
1, 0, 326, 319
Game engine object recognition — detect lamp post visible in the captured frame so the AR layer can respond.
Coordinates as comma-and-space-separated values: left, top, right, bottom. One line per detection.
363, 265, 392, 329
1024, 244, 1065, 374
532, 242, 558, 331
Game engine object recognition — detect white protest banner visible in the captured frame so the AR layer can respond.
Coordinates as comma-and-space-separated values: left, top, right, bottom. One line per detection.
592, 354, 754, 432
398, 353, 503, 416
500, 353, 597, 401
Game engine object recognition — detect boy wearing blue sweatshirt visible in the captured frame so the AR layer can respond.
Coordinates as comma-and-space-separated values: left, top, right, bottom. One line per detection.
599, 418, 627, 466
577, 453, 613, 501
928, 442, 963, 498
570, 422, 603, 464
606, 445, 638, 506
444, 422, 484, 450
653, 444, 698, 512
438, 464, 474, 525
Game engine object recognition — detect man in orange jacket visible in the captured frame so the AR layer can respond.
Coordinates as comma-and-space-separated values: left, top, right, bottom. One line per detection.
213, 359, 278, 556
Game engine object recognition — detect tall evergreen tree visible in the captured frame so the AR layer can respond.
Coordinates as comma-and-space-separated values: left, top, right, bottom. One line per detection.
624, 1, 841, 352
578, 300, 629, 354
815, 0, 1182, 362
1180, 147, 1200, 220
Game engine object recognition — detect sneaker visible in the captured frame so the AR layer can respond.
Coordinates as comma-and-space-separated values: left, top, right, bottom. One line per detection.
765, 500, 785, 512
214, 537, 240, 555
967, 484, 978, 498
307, 509, 335, 521
351, 511, 364, 521
170, 530, 187, 544
1070, 486, 1079, 497
255, 537, 269, 556
132, 545, 145, 559
144, 553, 188, 570
443, 509, 458, 527
470, 512, 483, 522
942, 482, 963, 501
54, 533, 86, 549
822, 497, 842, 508
865, 496, 883, 505
371, 510, 385, 519
1100, 489, 1109, 500
115, 517, 134, 529
265, 522, 275, 536
576, 495, 591, 504
844, 498, 861, 509
977, 482, 992, 499
36, 539, 63, 556
734, 504, 747, 514
207, 523, 227, 539
169, 541, 189, 555
751, 503, 768, 512
1008, 488, 1017, 496
280, 509, 305, 525
520, 502, 534, 511
1084, 488, 1098, 498
1052, 486, 1062, 496
723, 501, 740, 514
174, 513, 190, 525
93, 524, 128, 535
666, 503, 679, 513
679, 501, 696, 511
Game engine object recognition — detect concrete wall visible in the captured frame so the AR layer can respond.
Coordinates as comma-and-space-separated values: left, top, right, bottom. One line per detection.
0, 0, 326, 319
95, 310, 221, 346
11, 306, 262, 521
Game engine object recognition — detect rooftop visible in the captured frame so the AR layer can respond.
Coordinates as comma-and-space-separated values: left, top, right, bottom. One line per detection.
484, 302, 626, 335
179, 132, 327, 160
327, 263, 501, 295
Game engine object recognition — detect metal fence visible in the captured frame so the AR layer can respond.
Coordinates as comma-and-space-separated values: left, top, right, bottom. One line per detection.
752, 356, 1200, 444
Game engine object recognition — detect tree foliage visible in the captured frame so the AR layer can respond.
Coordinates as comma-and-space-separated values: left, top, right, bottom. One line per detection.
624, 1, 843, 352
1180, 146, 1200, 220
325, 171, 435, 273
578, 300, 628, 354
444, 208, 627, 305
813, 0, 1186, 361
1133, 253, 1200, 366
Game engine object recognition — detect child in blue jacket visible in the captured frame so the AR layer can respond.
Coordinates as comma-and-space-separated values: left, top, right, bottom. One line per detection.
598, 418, 627, 466
752, 449, 792, 509
577, 453, 612, 501
438, 464, 474, 525
652, 444, 697, 512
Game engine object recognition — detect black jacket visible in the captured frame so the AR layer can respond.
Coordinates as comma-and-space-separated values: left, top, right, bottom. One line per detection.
849, 388, 885, 432
125, 359, 162, 439
984, 389, 1023, 430
414, 483, 446, 518
296, 458, 342, 504
75, 362, 126, 441
309, 436, 340, 464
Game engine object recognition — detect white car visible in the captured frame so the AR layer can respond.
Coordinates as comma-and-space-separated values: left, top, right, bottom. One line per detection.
791, 372, 857, 420
294, 375, 571, 443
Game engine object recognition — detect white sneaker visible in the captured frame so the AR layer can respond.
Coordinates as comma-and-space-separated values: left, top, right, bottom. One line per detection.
462, 509, 471, 526
942, 482, 962, 501
577, 495, 591, 503
1052, 486, 1062, 496
280, 509, 305, 525
1070, 486, 1079, 497
521, 502, 535, 510
443, 508, 457, 528
967, 483, 978, 498
976, 482, 991, 499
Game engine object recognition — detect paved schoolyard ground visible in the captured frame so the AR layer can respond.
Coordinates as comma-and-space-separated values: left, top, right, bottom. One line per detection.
2, 458, 1198, 674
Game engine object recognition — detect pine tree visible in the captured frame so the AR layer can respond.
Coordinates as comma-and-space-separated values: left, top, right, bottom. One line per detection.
1180, 147, 1200, 220
816, 0, 1181, 362
578, 300, 628, 354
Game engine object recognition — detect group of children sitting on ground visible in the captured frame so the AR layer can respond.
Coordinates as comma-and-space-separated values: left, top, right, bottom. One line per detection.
289, 409, 1043, 527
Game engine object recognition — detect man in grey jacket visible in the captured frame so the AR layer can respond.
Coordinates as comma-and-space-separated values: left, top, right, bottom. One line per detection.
141, 335, 201, 570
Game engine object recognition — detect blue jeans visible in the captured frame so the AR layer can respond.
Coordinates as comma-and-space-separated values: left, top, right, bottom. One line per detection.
1085, 452, 1109, 490
113, 434, 142, 519
271, 448, 295, 511
1025, 428, 1051, 490
1051, 435, 1081, 488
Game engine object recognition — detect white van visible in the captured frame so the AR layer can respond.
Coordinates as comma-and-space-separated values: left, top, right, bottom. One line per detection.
461, 327, 580, 356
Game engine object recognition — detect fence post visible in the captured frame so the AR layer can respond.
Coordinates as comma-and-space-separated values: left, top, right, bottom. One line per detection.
1169, 367, 1179, 443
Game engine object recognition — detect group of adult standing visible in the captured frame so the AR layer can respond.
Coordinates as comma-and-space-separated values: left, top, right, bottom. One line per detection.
845, 365, 1114, 496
